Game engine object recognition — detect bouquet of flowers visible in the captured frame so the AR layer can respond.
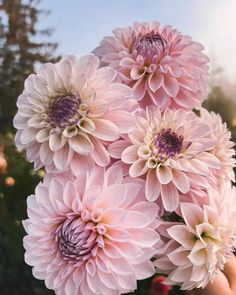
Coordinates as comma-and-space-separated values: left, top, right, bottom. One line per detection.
14, 21, 235, 294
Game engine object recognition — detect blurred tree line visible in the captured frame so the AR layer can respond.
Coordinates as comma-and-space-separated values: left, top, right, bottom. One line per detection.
0, 0, 56, 294
0, 0, 235, 294
0, 0, 58, 130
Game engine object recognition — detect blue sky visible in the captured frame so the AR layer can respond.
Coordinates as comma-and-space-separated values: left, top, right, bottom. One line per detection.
40, 0, 236, 81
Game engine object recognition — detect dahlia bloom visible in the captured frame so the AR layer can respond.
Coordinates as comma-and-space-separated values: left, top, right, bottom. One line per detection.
154, 185, 236, 290
94, 21, 209, 110
14, 55, 136, 175
0, 145, 7, 174
108, 106, 221, 211
200, 108, 235, 183
151, 276, 172, 295
23, 166, 160, 295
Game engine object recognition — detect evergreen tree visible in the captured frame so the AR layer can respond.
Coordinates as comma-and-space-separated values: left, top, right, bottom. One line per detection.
0, 0, 58, 131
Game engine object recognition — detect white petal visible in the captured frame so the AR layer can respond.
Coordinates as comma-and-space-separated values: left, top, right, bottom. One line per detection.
49, 133, 67, 151
68, 134, 94, 155
78, 118, 95, 134
36, 128, 50, 143
156, 166, 172, 184
129, 159, 147, 177
53, 144, 73, 171
20, 127, 37, 145
39, 142, 53, 165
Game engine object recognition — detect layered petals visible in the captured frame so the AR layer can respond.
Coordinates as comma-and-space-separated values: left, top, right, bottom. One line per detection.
94, 21, 209, 110
109, 106, 220, 212
14, 55, 136, 174
23, 166, 161, 295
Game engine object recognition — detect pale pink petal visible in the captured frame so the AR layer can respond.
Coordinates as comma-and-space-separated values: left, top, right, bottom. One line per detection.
103, 110, 135, 133
130, 66, 146, 80
90, 136, 110, 167
171, 170, 190, 193
180, 203, 203, 228
121, 145, 138, 164
108, 140, 131, 159
161, 183, 179, 211
133, 78, 146, 101
167, 225, 195, 249
70, 154, 94, 176
145, 169, 161, 201
93, 119, 120, 141
163, 76, 179, 97
135, 261, 155, 280
148, 71, 164, 92
104, 165, 123, 186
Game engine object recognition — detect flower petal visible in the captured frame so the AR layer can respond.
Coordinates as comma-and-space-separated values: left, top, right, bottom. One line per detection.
68, 134, 94, 155
103, 110, 135, 133
108, 140, 130, 159
90, 136, 110, 167
129, 159, 147, 177
171, 170, 190, 193
148, 71, 164, 92
145, 169, 161, 201
121, 145, 138, 164
161, 182, 179, 211
93, 119, 120, 141
163, 76, 179, 97
156, 166, 172, 184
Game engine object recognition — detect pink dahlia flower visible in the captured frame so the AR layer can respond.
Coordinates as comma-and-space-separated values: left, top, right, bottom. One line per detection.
94, 21, 209, 110
23, 166, 160, 295
154, 184, 236, 290
200, 108, 235, 183
108, 106, 221, 212
14, 55, 137, 175
151, 276, 172, 295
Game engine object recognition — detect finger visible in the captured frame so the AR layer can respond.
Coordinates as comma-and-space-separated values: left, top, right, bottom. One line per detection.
184, 270, 231, 295
223, 255, 236, 290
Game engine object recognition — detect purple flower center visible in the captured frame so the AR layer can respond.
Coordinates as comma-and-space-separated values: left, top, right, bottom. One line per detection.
154, 128, 183, 159
48, 95, 81, 128
133, 32, 166, 57
56, 216, 98, 262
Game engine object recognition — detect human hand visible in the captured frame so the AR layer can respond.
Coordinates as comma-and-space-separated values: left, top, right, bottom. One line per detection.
185, 255, 236, 295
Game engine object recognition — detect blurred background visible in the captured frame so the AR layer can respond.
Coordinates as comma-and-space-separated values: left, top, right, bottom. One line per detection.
0, 0, 235, 294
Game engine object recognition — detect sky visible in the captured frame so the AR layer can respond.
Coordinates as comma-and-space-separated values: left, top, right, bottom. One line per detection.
40, 0, 236, 82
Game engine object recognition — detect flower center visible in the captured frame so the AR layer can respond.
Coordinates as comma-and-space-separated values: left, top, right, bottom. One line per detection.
154, 128, 183, 159
133, 32, 166, 58
56, 215, 104, 262
48, 95, 81, 128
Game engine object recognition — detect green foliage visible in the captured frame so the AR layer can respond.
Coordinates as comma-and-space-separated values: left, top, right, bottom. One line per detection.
0, 134, 53, 294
